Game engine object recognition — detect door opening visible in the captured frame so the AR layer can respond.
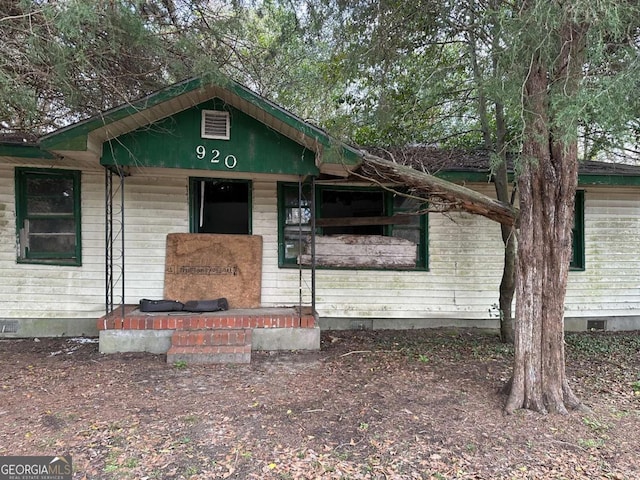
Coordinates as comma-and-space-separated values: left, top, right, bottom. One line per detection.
190, 178, 251, 234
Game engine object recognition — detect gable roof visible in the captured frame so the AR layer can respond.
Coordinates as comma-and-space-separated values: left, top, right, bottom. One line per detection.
38, 77, 361, 176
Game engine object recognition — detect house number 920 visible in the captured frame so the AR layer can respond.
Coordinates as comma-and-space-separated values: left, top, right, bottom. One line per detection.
195, 146, 237, 169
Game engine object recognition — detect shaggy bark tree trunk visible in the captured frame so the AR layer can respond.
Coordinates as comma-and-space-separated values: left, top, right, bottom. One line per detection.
505, 19, 585, 414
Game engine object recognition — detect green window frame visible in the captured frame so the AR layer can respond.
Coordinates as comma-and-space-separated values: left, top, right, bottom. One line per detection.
570, 190, 585, 270
278, 183, 428, 270
15, 168, 82, 266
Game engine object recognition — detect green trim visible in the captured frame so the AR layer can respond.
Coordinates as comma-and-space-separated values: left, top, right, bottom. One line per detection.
578, 174, 640, 186
570, 190, 585, 271
435, 171, 640, 187
188, 177, 252, 234
0, 143, 55, 159
101, 99, 320, 175
15, 167, 82, 266
40, 78, 208, 150
435, 171, 492, 183
39, 77, 361, 170
277, 182, 428, 270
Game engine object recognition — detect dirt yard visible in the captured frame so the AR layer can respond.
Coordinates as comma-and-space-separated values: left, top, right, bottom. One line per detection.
1, 329, 639, 479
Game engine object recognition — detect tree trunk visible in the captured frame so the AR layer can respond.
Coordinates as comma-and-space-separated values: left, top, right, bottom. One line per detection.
467, 10, 516, 343
493, 97, 516, 343
495, 158, 516, 344
505, 20, 585, 414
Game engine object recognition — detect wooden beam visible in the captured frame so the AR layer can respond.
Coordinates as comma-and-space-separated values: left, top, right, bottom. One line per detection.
360, 153, 519, 226
315, 215, 413, 227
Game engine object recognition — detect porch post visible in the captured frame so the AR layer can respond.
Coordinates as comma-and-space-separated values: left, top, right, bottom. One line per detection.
311, 175, 316, 315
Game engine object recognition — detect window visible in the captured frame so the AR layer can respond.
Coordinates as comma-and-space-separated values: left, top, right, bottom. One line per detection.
189, 178, 251, 234
280, 183, 313, 263
320, 189, 385, 235
571, 190, 585, 270
278, 183, 428, 270
15, 168, 82, 266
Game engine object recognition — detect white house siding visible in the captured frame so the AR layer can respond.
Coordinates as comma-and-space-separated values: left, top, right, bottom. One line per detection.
119, 171, 189, 303
0, 161, 106, 319
314, 183, 640, 329
118, 170, 309, 308
253, 180, 313, 307
1, 164, 638, 331
314, 184, 506, 323
565, 186, 640, 319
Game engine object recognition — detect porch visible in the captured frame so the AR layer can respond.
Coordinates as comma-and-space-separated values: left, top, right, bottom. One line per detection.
97, 305, 319, 364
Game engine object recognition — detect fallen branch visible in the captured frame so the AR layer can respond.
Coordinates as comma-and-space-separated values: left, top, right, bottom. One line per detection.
360, 152, 519, 227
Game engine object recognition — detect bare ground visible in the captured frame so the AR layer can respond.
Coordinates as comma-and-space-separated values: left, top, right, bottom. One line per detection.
1, 329, 639, 479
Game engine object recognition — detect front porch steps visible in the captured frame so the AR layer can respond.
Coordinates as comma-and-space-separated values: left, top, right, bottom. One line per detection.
166, 328, 252, 364
97, 306, 320, 362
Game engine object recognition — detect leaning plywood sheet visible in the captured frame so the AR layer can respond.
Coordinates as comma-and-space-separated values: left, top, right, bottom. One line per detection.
164, 233, 262, 308
299, 235, 417, 268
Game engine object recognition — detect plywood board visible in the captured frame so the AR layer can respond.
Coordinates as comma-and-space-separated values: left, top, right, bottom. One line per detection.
299, 234, 417, 268
164, 233, 262, 308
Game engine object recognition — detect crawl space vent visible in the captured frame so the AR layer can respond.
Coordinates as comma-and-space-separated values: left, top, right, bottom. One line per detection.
0, 320, 19, 333
201, 110, 230, 140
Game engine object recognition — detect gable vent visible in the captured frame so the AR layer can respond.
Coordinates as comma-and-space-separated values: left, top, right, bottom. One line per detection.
201, 110, 230, 140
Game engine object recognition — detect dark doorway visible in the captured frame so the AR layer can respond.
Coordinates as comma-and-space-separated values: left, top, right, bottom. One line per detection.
190, 178, 251, 234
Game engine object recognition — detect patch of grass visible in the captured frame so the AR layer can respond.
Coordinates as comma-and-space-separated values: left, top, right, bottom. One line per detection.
173, 360, 188, 369
103, 450, 120, 474
582, 417, 609, 434
578, 438, 606, 449
566, 332, 640, 358
183, 465, 199, 476
122, 457, 138, 468
183, 414, 199, 424
335, 451, 351, 461
370, 328, 519, 364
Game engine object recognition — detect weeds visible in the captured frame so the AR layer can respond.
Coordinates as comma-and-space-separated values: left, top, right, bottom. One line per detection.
566, 332, 640, 358
173, 360, 188, 369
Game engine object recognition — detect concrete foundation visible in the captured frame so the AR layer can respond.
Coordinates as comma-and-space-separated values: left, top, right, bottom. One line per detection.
252, 327, 321, 351
318, 317, 501, 331
99, 329, 173, 354
2, 315, 638, 346
319, 316, 640, 332
0, 317, 98, 338
98, 327, 321, 355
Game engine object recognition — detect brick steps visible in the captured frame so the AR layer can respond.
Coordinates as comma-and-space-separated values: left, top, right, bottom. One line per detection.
166, 328, 252, 364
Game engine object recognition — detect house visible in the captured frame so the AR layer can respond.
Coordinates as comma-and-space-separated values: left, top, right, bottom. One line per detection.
1, 78, 639, 362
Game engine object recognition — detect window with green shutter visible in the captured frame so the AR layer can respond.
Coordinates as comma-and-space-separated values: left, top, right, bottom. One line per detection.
15, 168, 82, 266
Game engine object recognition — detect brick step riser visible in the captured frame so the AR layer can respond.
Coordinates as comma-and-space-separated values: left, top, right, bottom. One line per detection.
167, 345, 251, 364
171, 329, 252, 348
